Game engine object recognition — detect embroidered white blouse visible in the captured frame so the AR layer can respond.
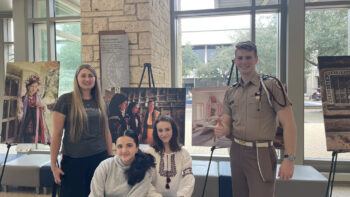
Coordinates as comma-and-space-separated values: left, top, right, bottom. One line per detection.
146, 147, 195, 197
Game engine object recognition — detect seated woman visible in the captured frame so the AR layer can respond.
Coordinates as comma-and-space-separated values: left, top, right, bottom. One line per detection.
146, 115, 195, 197
89, 130, 161, 197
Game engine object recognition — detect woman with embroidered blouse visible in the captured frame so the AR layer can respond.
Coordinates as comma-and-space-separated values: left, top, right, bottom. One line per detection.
146, 115, 195, 197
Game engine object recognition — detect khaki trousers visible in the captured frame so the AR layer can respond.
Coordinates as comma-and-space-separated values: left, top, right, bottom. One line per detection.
230, 140, 277, 197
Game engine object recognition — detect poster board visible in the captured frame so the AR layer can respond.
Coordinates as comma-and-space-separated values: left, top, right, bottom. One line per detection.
191, 87, 231, 147
318, 56, 350, 152
2, 61, 60, 147
107, 88, 186, 145
99, 30, 130, 98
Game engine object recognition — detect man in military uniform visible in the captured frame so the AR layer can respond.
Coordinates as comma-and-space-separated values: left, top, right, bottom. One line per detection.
215, 41, 297, 197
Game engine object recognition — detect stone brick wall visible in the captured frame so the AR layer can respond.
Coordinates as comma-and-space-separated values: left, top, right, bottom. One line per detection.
81, 0, 171, 87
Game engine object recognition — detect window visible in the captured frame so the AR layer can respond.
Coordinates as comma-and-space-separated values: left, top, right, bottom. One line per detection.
28, 0, 81, 95
174, 0, 282, 156
3, 18, 14, 64
33, 23, 48, 61
178, 0, 280, 11
304, 7, 350, 161
56, 22, 81, 95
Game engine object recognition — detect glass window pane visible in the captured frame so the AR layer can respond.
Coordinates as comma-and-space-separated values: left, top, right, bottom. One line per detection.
215, 0, 251, 8
1, 122, 7, 143
4, 44, 14, 63
55, 0, 80, 17
10, 78, 19, 97
56, 22, 81, 95
179, 14, 250, 156
7, 120, 16, 140
306, 0, 348, 2
255, 13, 279, 76
33, 0, 47, 18
34, 23, 48, 61
3, 100, 9, 119
181, 15, 250, 86
179, 0, 251, 11
3, 18, 14, 42
256, 0, 279, 5
9, 100, 17, 118
304, 8, 350, 161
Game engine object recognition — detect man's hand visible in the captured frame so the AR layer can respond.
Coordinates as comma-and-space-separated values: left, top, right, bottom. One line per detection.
278, 159, 294, 180
214, 117, 229, 138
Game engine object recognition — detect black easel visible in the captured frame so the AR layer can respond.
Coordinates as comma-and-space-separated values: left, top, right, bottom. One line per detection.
325, 151, 339, 197
138, 63, 155, 88
201, 145, 215, 197
202, 60, 237, 197
0, 142, 13, 186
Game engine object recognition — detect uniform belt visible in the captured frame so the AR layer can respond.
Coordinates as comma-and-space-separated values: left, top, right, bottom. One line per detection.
233, 138, 273, 148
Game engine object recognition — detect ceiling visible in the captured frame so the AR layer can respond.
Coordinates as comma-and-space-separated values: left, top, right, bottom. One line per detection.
0, 0, 12, 12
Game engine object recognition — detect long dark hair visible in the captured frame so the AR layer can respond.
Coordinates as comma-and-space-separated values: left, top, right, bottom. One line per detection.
152, 115, 181, 154
109, 93, 128, 117
121, 129, 155, 186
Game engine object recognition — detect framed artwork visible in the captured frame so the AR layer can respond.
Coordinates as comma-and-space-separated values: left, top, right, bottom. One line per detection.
2, 61, 60, 145
107, 87, 186, 145
318, 56, 350, 152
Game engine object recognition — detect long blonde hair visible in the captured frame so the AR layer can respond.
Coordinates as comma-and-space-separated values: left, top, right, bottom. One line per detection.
69, 64, 109, 142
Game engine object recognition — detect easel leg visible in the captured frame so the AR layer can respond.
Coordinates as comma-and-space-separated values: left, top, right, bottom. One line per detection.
149, 66, 155, 87
326, 151, 338, 197
147, 66, 152, 88
138, 65, 147, 88
0, 143, 12, 186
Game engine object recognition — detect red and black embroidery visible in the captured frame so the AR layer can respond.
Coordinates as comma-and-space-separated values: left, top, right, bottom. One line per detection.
159, 153, 177, 177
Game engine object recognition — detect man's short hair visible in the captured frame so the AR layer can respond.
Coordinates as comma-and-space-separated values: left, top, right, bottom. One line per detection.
235, 41, 257, 56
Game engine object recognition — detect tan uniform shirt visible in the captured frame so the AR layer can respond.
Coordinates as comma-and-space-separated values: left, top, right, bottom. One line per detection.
223, 73, 291, 141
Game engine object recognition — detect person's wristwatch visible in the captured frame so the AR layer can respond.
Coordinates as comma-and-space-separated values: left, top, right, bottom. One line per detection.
284, 154, 296, 162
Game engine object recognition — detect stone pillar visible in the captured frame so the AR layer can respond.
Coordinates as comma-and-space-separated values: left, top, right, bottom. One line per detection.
81, 0, 171, 87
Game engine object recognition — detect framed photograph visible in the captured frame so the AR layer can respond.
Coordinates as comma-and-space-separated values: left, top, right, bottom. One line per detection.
318, 56, 350, 152
2, 61, 60, 145
191, 87, 231, 147
107, 87, 186, 145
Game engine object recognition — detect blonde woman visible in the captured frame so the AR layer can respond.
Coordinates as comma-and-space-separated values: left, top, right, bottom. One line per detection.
50, 64, 113, 197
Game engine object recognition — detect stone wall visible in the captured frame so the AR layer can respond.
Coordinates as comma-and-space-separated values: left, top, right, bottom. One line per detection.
81, 0, 171, 87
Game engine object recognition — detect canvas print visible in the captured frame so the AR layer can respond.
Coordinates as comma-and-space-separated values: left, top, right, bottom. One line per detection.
191, 87, 231, 147
318, 56, 350, 152
106, 88, 186, 145
2, 61, 60, 144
